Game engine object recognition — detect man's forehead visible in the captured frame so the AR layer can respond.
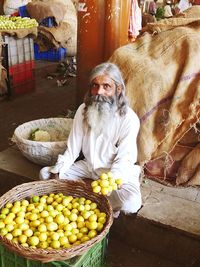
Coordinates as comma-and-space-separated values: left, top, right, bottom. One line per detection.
91, 74, 115, 84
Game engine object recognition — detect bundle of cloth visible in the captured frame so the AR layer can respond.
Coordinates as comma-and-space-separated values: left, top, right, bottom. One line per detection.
109, 6, 200, 187
27, 0, 77, 56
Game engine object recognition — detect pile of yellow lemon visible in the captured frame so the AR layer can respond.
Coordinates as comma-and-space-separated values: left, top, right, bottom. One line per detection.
91, 172, 123, 196
0, 193, 107, 249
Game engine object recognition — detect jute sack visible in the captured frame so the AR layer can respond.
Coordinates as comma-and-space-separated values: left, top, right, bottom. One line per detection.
144, 125, 200, 185
176, 144, 200, 185
3, 0, 31, 15
144, 144, 193, 182
0, 27, 37, 39
27, 1, 67, 25
38, 21, 77, 56
30, 0, 77, 56
109, 11, 200, 166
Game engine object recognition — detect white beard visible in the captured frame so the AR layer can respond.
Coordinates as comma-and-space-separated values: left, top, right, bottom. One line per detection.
87, 101, 116, 136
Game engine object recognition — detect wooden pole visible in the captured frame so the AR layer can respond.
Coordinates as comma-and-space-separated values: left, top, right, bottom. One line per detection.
104, 0, 131, 60
76, 0, 131, 106
76, 0, 105, 106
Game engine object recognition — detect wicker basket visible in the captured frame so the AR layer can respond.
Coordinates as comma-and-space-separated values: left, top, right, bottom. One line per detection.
13, 118, 73, 166
0, 179, 113, 263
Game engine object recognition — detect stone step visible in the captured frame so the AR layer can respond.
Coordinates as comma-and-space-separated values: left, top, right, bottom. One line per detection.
112, 179, 200, 266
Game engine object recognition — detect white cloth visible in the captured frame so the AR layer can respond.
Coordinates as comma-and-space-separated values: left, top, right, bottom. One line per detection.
40, 103, 142, 213
164, 5, 173, 17
177, 0, 192, 12
129, 0, 142, 38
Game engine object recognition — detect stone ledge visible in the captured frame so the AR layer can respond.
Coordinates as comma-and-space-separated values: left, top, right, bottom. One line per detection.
141, 180, 200, 236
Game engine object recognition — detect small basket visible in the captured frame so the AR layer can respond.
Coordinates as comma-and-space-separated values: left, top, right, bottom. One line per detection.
13, 118, 73, 166
0, 179, 113, 263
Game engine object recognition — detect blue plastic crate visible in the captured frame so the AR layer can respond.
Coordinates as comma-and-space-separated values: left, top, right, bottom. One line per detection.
40, 17, 56, 27
18, 5, 30, 18
34, 44, 67, 61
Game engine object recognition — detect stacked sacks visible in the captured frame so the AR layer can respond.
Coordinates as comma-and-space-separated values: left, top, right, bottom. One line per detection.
27, 0, 77, 56
3, 0, 31, 15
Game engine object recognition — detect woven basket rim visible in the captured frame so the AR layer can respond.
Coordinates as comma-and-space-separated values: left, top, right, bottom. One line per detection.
14, 117, 73, 145
0, 179, 113, 263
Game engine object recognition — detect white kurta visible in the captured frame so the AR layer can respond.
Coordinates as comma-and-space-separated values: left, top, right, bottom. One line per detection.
40, 103, 142, 213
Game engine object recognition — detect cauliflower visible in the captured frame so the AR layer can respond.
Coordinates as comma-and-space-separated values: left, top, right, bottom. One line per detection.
29, 129, 51, 142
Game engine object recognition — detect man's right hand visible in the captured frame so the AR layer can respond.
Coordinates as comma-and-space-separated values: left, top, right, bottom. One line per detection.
39, 166, 56, 180
39, 161, 65, 180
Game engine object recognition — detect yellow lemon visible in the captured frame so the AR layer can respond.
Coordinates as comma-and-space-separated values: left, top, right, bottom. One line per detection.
59, 236, 69, 246
18, 234, 27, 244
91, 181, 99, 187
38, 232, 48, 242
101, 187, 109, 196
99, 180, 109, 187
12, 228, 22, 237
28, 236, 39, 246
51, 240, 60, 249
31, 196, 40, 203
5, 233, 13, 240
24, 229, 33, 237
68, 234, 77, 243
88, 229, 97, 239
115, 178, 123, 185
93, 186, 101, 194
1, 208, 10, 216
38, 224, 47, 233
100, 173, 108, 180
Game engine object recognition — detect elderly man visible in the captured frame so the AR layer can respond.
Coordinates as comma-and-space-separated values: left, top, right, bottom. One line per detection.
40, 63, 142, 215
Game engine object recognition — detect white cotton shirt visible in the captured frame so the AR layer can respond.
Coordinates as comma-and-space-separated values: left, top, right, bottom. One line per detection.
58, 103, 141, 183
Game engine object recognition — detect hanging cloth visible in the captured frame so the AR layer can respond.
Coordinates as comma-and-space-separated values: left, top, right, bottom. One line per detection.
128, 0, 142, 40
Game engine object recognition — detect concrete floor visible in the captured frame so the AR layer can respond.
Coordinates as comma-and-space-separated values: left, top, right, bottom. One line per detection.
0, 61, 200, 267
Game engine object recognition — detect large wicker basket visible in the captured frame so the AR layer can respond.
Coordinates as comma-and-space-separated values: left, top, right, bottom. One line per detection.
0, 179, 113, 262
13, 118, 73, 166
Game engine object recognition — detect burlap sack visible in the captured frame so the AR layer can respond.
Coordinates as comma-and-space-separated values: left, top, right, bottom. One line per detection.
145, 123, 200, 185
179, 124, 200, 147
30, 0, 77, 56
109, 12, 200, 166
3, 0, 31, 15
145, 144, 193, 181
38, 21, 77, 56
27, 1, 67, 25
176, 144, 200, 185
0, 28, 37, 39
